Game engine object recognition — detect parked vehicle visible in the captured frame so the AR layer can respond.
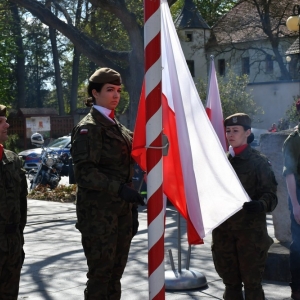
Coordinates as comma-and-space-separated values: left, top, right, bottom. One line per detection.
19, 135, 71, 171
29, 133, 70, 190
250, 128, 268, 147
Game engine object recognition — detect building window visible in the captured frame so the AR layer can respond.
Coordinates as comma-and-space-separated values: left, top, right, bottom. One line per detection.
218, 59, 225, 76
265, 55, 273, 73
288, 55, 299, 79
242, 57, 250, 75
186, 60, 195, 77
185, 32, 193, 42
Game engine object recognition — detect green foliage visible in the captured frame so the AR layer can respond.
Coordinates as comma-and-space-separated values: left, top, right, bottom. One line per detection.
197, 67, 263, 121
22, 19, 53, 108
277, 118, 290, 131
4, 133, 21, 153
170, 0, 238, 26
170, 0, 184, 19
0, 0, 18, 105
285, 96, 300, 126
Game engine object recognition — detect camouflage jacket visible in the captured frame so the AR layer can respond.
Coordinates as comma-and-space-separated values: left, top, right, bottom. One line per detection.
282, 124, 300, 185
71, 107, 134, 196
0, 149, 28, 233
219, 145, 278, 230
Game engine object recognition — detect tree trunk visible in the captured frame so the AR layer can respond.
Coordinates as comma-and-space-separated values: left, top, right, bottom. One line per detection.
9, 2, 26, 108
70, 47, 80, 115
49, 26, 65, 115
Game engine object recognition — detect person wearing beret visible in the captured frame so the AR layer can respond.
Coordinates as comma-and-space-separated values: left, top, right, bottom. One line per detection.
71, 68, 145, 300
211, 113, 278, 300
282, 100, 300, 300
0, 105, 27, 299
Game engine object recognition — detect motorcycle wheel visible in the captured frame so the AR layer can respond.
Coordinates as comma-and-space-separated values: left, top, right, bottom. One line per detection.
30, 174, 42, 191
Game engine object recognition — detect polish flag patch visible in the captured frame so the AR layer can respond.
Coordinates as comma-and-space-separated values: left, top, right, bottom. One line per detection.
80, 129, 88, 134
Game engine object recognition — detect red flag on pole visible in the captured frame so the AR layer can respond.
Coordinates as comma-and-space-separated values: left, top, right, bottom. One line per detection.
133, 0, 250, 246
205, 56, 227, 151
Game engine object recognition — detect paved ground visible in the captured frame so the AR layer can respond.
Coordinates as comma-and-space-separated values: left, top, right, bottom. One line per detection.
18, 196, 291, 300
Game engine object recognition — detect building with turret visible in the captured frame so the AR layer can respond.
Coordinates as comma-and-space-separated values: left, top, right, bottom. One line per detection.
175, 0, 299, 128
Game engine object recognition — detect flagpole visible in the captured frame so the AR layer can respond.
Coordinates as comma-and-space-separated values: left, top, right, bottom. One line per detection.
144, 1, 165, 299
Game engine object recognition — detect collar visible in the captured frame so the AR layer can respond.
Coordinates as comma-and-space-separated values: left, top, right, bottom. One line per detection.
93, 105, 115, 122
228, 144, 251, 159
90, 107, 120, 127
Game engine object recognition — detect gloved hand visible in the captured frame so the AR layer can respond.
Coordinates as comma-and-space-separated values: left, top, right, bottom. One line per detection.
131, 205, 139, 238
243, 200, 265, 214
118, 183, 146, 206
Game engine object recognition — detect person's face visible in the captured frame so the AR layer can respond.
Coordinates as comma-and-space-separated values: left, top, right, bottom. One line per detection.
226, 125, 250, 148
92, 83, 121, 110
0, 116, 9, 144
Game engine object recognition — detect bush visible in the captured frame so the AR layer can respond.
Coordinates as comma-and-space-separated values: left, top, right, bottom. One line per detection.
285, 96, 300, 127
4, 134, 21, 153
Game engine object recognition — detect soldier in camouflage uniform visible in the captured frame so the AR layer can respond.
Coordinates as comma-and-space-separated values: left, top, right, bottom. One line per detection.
0, 104, 27, 300
212, 113, 277, 300
282, 100, 300, 300
71, 68, 145, 300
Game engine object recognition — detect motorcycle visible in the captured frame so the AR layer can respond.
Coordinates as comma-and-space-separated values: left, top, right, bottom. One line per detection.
29, 133, 69, 190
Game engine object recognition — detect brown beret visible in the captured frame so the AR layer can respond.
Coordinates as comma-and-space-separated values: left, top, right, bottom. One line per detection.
224, 113, 251, 128
89, 68, 122, 85
0, 105, 6, 117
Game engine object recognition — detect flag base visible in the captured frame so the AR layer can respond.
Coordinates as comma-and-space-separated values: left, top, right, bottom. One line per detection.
165, 268, 207, 290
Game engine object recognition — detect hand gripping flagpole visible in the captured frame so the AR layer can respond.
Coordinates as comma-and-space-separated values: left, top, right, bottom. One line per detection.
144, 1, 165, 299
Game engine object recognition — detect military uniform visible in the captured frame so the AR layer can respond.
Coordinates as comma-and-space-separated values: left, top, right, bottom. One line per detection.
212, 113, 277, 300
71, 107, 135, 300
0, 149, 28, 299
282, 124, 300, 297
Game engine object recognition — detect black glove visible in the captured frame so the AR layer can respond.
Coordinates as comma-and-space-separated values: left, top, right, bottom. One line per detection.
118, 184, 145, 206
243, 200, 265, 214
131, 205, 139, 238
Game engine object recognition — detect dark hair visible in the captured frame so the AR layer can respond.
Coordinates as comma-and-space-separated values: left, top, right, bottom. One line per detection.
242, 125, 251, 131
247, 132, 254, 144
85, 82, 105, 107
87, 82, 105, 98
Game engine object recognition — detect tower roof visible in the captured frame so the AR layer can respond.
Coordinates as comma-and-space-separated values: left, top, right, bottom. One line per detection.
174, 0, 210, 30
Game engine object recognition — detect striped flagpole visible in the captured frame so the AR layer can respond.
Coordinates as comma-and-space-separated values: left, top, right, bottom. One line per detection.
144, 0, 165, 299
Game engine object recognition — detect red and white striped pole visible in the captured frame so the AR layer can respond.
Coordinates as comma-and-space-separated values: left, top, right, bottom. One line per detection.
144, 0, 165, 299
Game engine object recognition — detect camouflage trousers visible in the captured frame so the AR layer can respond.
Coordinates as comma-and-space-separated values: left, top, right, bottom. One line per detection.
0, 232, 22, 300
76, 190, 132, 300
212, 226, 273, 300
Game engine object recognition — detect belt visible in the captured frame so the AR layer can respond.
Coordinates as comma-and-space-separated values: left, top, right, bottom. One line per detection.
0, 223, 20, 234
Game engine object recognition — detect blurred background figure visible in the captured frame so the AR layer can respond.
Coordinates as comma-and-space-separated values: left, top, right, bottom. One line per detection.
268, 123, 277, 132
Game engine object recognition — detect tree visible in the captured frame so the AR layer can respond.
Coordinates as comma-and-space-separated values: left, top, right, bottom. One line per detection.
207, 0, 294, 81
285, 96, 300, 126
0, 0, 20, 107
22, 19, 53, 108
9, 1, 26, 108
171, 0, 238, 26
197, 67, 263, 121
8, 0, 176, 129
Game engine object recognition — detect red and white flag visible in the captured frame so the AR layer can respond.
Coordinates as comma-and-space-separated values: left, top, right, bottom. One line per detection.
132, 0, 250, 244
206, 57, 227, 151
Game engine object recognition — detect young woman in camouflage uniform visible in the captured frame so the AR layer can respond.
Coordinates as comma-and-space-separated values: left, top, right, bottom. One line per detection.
71, 68, 145, 300
0, 105, 27, 299
211, 113, 278, 300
